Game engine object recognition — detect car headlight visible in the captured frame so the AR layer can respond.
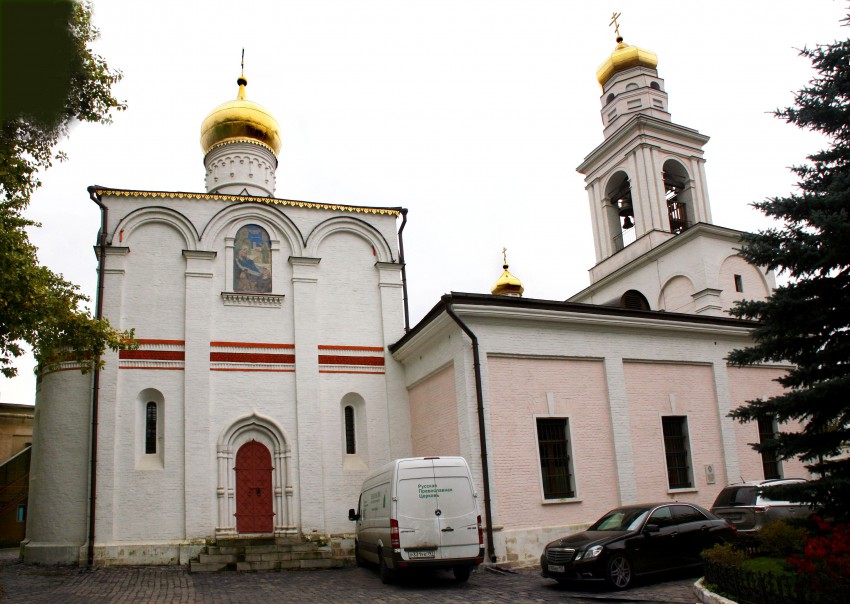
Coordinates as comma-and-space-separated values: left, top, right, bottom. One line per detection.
576, 545, 603, 560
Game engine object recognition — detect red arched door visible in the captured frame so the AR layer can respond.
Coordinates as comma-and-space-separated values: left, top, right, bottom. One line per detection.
234, 440, 274, 533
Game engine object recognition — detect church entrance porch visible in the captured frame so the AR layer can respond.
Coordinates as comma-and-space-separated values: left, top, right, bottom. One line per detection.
216, 413, 297, 538
234, 440, 274, 533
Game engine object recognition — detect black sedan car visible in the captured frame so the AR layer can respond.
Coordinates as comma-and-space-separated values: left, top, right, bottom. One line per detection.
540, 502, 735, 589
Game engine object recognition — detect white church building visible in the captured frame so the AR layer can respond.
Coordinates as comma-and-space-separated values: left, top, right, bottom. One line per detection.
22, 31, 807, 567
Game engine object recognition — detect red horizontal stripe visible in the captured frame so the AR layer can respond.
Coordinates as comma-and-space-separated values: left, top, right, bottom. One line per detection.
318, 345, 384, 351
120, 350, 185, 361
318, 355, 385, 366
319, 370, 385, 375
210, 341, 295, 349
210, 352, 295, 364
211, 368, 295, 373
119, 366, 185, 371
135, 339, 185, 345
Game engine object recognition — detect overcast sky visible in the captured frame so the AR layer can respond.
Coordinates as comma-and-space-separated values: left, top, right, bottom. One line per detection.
1, 0, 846, 404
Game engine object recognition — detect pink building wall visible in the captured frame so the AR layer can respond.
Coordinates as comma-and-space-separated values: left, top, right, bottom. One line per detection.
407, 365, 460, 457
487, 357, 617, 530
727, 366, 810, 481
623, 361, 726, 507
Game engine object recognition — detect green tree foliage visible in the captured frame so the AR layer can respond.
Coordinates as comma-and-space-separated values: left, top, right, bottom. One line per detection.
728, 21, 850, 521
0, 0, 132, 377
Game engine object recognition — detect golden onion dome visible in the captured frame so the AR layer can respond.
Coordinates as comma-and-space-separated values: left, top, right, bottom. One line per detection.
491, 250, 524, 297
200, 75, 281, 156
596, 36, 658, 87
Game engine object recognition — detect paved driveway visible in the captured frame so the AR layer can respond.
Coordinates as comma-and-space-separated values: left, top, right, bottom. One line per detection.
0, 552, 698, 603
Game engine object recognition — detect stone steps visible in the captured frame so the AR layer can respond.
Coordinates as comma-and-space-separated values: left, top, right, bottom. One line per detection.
189, 536, 346, 573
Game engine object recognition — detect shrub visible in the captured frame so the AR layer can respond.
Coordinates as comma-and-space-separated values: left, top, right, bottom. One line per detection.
788, 516, 850, 587
702, 542, 747, 566
757, 520, 806, 558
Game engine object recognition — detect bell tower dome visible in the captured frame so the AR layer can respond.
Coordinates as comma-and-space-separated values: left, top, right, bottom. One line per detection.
200, 69, 281, 197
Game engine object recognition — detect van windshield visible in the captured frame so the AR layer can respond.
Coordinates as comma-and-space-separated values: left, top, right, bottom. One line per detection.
398, 476, 475, 519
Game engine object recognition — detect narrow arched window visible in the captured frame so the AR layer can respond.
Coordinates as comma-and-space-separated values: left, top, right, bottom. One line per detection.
145, 402, 157, 454
344, 405, 356, 454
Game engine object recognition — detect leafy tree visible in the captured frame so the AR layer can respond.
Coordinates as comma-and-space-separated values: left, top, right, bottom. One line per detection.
0, 0, 132, 378
728, 20, 850, 521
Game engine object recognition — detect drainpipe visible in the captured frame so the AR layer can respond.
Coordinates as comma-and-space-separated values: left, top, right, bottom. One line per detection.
86, 186, 107, 567
397, 209, 410, 332
443, 297, 496, 563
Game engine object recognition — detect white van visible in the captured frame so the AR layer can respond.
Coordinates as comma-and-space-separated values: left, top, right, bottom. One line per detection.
348, 456, 484, 583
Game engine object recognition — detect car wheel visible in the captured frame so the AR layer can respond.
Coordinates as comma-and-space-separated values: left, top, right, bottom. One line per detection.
379, 552, 394, 584
453, 566, 471, 582
606, 554, 632, 590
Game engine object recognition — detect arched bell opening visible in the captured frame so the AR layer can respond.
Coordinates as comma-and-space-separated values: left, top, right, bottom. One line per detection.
662, 159, 694, 234
604, 171, 636, 252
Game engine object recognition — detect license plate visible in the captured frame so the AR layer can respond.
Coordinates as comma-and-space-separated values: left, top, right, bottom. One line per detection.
549, 564, 565, 573
407, 550, 436, 559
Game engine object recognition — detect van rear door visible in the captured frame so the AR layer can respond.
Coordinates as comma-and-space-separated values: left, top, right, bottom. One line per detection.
395, 458, 479, 562
431, 461, 480, 560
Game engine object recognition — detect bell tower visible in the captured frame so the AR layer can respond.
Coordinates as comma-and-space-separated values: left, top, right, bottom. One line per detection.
569, 16, 775, 315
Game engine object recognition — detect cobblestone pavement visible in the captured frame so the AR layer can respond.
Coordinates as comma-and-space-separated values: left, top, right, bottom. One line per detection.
0, 551, 699, 604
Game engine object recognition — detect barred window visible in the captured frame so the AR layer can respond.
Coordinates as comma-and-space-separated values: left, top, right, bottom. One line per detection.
758, 416, 782, 480
536, 418, 575, 499
662, 416, 692, 489
344, 405, 356, 455
145, 402, 157, 454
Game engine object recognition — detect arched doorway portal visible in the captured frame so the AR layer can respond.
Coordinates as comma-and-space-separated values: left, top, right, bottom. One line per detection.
216, 412, 296, 537
234, 440, 274, 533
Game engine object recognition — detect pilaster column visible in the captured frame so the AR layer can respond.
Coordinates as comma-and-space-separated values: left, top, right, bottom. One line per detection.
603, 355, 637, 504
182, 250, 216, 539
711, 358, 740, 487
376, 262, 408, 459
290, 256, 322, 533
95, 245, 130, 545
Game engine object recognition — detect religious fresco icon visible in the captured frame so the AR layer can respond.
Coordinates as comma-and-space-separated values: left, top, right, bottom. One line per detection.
234, 224, 272, 293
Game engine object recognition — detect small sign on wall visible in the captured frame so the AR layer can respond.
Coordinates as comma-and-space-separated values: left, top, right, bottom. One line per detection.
705, 464, 716, 485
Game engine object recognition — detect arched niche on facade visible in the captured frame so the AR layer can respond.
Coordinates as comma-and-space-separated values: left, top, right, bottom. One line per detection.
718, 254, 771, 311
662, 159, 695, 234
658, 274, 696, 314
603, 170, 635, 251
305, 216, 394, 263
112, 206, 199, 250
202, 204, 304, 296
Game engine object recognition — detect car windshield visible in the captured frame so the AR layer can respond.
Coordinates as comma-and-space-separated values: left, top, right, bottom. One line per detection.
713, 486, 757, 507
589, 508, 650, 532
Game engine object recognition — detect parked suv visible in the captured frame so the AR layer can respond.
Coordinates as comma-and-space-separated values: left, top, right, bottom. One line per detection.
710, 478, 812, 532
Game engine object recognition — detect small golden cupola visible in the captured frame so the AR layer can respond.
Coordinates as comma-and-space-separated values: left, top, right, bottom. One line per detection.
491, 248, 524, 297
595, 13, 658, 88
200, 56, 281, 197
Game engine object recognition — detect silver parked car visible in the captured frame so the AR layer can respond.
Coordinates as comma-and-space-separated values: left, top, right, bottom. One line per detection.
710, 478, 812, 532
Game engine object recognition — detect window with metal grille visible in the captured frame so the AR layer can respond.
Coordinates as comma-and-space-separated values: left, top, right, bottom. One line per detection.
536, 418, 575, 499
344, 405, 356, 454
662, 416, 692, 489
758, 416, 782, 479
145, 402, 157, 454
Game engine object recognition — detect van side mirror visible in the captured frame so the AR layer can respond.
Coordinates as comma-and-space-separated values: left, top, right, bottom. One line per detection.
348, 508, 360, 521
